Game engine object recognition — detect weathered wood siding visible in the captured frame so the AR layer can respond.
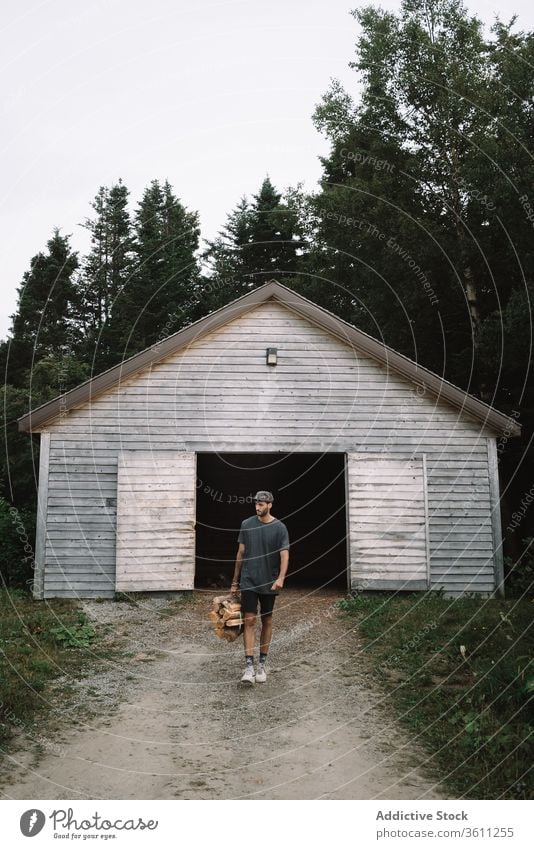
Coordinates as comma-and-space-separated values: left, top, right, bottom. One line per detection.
115, 451, 196, 591
41, 300, 497, 597
346, 453, 429, 590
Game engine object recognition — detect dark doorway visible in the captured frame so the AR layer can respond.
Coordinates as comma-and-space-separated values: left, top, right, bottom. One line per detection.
195, 452, 347, 589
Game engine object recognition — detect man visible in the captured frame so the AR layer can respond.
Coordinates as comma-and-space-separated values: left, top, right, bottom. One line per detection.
231, 490, 289, 685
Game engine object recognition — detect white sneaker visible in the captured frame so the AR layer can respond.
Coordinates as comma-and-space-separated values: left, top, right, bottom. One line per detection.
255, 664, 267, 683
241, 666, 255, 685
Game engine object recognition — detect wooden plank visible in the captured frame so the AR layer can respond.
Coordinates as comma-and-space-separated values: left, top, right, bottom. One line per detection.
47, 437, 489, 452
352, 530, 427, 539
430, 559, 494, 568
349, 507, 426, 517
45, 589, 115, 595
429, 533, 493, 543
431, 570, 494, 578
48, 473, 118, 482
46, 569, 115, 577
430, 535, 493, 547
115, 575, 194, 587
429, 516, 492, 525
117, 549, 196, 560
47, 535, 116, 543
47, 543, 115, 553
68, 401, 476, 416
45, 481, 117, 491
351, 578, 429, 590
350, 514, 428, 526
48, 500, 116, 508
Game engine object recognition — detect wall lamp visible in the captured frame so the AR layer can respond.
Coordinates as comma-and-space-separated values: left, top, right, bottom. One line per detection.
266, 347, 278, 366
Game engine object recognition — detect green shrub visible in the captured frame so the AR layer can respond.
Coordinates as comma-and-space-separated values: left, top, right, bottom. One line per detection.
47, 622, 95, 648
339, 592, 534, 799
0, 590, 95, 752
0, 496, 36, 589
505, 538, 534, 598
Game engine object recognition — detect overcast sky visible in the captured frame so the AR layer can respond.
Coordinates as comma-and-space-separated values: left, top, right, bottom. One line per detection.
2, 0, 533, 340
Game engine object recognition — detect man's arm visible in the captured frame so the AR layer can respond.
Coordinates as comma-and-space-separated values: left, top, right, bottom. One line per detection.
231, 543, 245, 591
272, 548, 289, 590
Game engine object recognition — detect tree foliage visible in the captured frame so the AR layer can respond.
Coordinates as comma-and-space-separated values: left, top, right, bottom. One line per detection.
7, 230, 81, 386
202, 176, 305, 310
79, 181, 134, 369
303, 0, 534, 402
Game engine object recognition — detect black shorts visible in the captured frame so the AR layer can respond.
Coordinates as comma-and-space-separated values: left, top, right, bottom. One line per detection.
240, 590, 276, 616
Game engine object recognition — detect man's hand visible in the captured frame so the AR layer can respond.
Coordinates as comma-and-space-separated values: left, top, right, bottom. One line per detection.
230, 581, 240, 593
271, 578, 284, 591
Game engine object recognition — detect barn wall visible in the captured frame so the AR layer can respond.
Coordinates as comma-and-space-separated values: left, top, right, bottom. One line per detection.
42, 300, 497, 598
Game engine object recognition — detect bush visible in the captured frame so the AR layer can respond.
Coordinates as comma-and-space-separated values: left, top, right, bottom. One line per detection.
340, 592, 534, 799
0, 496, 36, 590
505, 538, 534, 598
0, 589, 94, 752
48, 621, 95, 648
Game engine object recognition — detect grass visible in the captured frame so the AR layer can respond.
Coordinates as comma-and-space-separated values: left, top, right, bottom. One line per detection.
337, 591, 533, 800
0, 587, 100, 754
0, 588, 192, 760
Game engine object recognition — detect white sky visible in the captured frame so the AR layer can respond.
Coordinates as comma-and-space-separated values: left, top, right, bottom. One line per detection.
1, 0, 533, 340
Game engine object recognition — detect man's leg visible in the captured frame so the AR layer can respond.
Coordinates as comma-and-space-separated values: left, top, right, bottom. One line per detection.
239, 590, 258, 684
243, 612, 257, 656
259, 612, 273, 656
255, 594, 276, 682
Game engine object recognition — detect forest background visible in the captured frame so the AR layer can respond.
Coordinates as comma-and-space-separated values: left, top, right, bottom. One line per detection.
1, 0, 533, 596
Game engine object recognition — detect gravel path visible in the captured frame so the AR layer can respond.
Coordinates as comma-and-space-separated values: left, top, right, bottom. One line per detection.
0, 588, 450, 800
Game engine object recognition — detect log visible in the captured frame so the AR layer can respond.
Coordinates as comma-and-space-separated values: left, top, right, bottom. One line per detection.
221, 599, 240, 612
209, 593, 243, 640
222, 608, 241, 622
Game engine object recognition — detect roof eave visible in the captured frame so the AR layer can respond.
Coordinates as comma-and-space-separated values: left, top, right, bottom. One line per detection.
17, 279, 522, 438
17, 282, 280, 433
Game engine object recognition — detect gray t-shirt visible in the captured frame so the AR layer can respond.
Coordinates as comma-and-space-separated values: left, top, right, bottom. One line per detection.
237, 516, 290, 594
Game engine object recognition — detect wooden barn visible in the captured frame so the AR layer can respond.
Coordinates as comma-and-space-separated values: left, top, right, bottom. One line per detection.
18, 280, 521, 599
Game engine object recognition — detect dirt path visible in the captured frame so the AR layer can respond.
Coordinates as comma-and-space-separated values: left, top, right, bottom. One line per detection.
0, 589, 450, 800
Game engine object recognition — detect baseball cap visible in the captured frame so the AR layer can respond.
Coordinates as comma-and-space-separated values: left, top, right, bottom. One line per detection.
254, 490, 274, 503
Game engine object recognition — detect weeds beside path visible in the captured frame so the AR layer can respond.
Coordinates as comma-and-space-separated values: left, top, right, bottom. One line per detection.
338, 592, 533, 800
0, 588, 98, 755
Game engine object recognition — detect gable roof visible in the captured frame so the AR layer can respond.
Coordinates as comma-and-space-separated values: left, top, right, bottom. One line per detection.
18, 279, 521, 436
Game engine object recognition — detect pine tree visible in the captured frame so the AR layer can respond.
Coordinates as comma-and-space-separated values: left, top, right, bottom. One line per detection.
111, 180, 200, 356
202, 176, 305, 311
305, 0, 534, 558
2, 230, 85, 513
79, 180, 134, 369
307, 0, 534, 391
202, 197, 253, 309
245, 176, 303, 278
8, 230, 80, 386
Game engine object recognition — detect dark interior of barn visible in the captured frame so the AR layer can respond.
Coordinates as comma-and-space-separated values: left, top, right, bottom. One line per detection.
195, 452, 347, 589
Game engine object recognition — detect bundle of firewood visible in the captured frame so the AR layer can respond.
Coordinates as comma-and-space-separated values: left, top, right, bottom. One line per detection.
209, 595, 243, 642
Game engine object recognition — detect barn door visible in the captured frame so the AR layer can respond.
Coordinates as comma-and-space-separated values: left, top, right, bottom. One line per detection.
115, 451, 196, 591
346, 453, 429, 590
